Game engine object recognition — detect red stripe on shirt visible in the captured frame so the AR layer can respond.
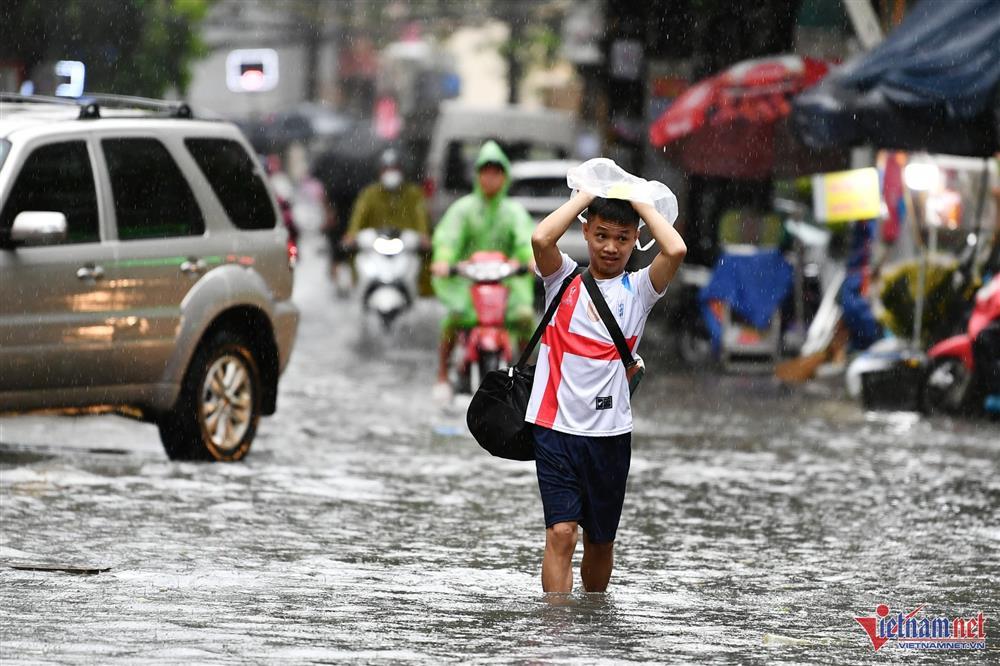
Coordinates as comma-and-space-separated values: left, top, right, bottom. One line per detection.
535, 275, 638, 426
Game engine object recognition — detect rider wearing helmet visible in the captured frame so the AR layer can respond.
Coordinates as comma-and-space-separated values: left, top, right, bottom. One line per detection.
344, 148, 430, 247
431, 140, 535, 398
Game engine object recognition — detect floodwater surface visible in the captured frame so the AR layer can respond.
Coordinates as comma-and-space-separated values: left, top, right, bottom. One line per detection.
2, 233, 998, 664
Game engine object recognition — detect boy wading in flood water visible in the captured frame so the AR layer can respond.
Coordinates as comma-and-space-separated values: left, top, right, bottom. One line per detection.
528, 190, 686, 593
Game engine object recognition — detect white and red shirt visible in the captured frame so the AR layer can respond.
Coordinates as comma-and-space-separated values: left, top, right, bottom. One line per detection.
525, 253, 667, 437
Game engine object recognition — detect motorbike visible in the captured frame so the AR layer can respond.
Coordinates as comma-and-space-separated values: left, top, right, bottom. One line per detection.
923, 273, 1000, 414
353, 227, 422, 331
450, 251, 527, 394
663, 264, 714, 365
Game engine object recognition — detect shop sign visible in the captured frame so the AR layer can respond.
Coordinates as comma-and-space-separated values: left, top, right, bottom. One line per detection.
812, 167, 881, 223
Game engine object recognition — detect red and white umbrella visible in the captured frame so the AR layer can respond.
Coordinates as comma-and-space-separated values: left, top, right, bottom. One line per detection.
650, 55, 841, 179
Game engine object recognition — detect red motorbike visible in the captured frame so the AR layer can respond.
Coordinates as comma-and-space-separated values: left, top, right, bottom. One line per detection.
451, 251, 526, 394
924, 273, 1000, 414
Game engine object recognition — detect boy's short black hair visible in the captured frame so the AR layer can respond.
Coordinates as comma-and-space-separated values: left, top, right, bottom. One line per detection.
585, 197, 641, 226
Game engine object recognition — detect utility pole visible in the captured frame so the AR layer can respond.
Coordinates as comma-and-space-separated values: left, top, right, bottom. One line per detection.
602, 1, 648, 174
300, 0, 325, 102
507, 18, 523, 104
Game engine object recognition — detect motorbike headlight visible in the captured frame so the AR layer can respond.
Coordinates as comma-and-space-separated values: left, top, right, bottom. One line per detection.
373, 237, 405, 256
480, 263, 511, 281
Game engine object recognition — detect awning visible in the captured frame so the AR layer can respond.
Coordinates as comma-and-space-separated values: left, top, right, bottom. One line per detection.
792, 0, 1000, 157
649, 55, 847, 179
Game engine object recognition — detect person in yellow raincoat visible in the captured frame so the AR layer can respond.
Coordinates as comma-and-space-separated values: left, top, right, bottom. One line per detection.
343, 148, 430, 248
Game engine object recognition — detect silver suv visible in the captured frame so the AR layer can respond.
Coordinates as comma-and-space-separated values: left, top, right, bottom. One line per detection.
0, 95, 299, 462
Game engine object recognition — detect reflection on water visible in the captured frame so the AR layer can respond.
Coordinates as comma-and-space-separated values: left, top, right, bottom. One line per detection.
1, 238, 997, 663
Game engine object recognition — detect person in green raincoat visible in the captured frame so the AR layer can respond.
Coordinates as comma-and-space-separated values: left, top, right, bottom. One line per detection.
430, 140, 535, 395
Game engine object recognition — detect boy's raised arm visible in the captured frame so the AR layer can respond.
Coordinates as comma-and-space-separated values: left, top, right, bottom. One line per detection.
531, 190, 593, 278
634, 201, 687, 294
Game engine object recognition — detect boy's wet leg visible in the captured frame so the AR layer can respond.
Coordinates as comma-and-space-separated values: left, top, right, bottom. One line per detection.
580, 531, 614, 592
542, 521, 578, 593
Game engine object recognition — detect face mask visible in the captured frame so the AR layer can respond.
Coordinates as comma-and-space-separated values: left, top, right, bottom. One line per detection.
381, 170, 402, 190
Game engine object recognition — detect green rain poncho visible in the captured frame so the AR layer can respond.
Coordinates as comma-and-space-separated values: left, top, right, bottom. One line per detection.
431, 140, 536, 339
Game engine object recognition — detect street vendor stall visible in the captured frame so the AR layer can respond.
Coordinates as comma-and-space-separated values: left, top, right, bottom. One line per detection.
792, 0, 1000, 157
649, 54, 847, 367
787, 0, 1000, 411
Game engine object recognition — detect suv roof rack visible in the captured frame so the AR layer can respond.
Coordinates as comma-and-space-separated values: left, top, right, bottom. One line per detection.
0, 93, 193, 120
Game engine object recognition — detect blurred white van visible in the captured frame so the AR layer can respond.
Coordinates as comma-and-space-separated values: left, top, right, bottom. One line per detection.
424, 101, 576, 223
506, 159, 590, 265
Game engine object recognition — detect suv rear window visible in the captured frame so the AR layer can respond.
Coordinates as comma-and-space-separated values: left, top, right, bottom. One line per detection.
185, 138, 276, 230
102, 138, 205, 240
0, 140, 99, 244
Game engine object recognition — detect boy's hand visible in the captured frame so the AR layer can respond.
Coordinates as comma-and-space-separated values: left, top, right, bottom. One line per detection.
630, 200, 656, 218
532, 190, 595, 278
575, 190, 596, 207
431, 260, 451, 278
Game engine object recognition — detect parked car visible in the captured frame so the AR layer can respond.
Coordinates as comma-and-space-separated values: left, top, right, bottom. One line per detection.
0, 94, 299, 462
423, 101, 576, 223
506, 159, 589, 265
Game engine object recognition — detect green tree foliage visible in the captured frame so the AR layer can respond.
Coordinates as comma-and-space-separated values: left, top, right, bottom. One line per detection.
1, 0, 212, 96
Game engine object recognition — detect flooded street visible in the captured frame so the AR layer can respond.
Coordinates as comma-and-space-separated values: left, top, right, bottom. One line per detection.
2, 231, 998, 664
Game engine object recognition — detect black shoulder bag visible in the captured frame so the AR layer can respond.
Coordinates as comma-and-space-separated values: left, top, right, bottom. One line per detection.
466, 270, 580, 461
581, 270, 646, 396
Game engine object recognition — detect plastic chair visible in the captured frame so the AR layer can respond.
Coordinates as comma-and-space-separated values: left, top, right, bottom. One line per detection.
714, 209, 785, 369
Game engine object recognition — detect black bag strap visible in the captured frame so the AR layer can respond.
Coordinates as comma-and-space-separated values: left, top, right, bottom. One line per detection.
582, 270, 637, 369
515, 268, 582, 369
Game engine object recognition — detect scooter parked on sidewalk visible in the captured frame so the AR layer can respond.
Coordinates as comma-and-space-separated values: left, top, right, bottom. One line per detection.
663, 264, 714, 365
353, 227, 422, 331
450, 251, 527, 394
923, 273, 1000, 414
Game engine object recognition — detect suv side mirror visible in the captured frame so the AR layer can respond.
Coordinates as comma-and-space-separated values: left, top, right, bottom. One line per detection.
8, 211, 68, 246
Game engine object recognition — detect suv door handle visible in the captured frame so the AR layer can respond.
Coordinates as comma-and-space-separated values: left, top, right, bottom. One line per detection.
180, 258, 207, 275
76, 264, 105, 281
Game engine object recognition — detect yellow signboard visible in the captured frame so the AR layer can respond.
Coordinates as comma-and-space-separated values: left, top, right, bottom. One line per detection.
812, 167, 881, 223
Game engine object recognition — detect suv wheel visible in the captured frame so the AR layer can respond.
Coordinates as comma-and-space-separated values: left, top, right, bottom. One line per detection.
159, 331, 262, 461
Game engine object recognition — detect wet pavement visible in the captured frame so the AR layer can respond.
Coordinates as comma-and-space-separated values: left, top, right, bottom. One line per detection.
1, 227, 998, 664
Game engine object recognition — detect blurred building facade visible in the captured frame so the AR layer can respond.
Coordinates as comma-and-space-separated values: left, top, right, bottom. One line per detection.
185, 0, 340, 118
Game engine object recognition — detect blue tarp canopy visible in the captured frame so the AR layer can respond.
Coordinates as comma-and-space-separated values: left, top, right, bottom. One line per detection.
792, 0, 1000, 156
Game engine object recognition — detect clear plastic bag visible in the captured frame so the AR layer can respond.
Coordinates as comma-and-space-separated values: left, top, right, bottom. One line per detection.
567, 158, 679, 226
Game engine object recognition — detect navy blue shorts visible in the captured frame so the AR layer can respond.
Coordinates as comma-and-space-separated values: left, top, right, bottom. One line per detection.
533, 425, 631, 544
